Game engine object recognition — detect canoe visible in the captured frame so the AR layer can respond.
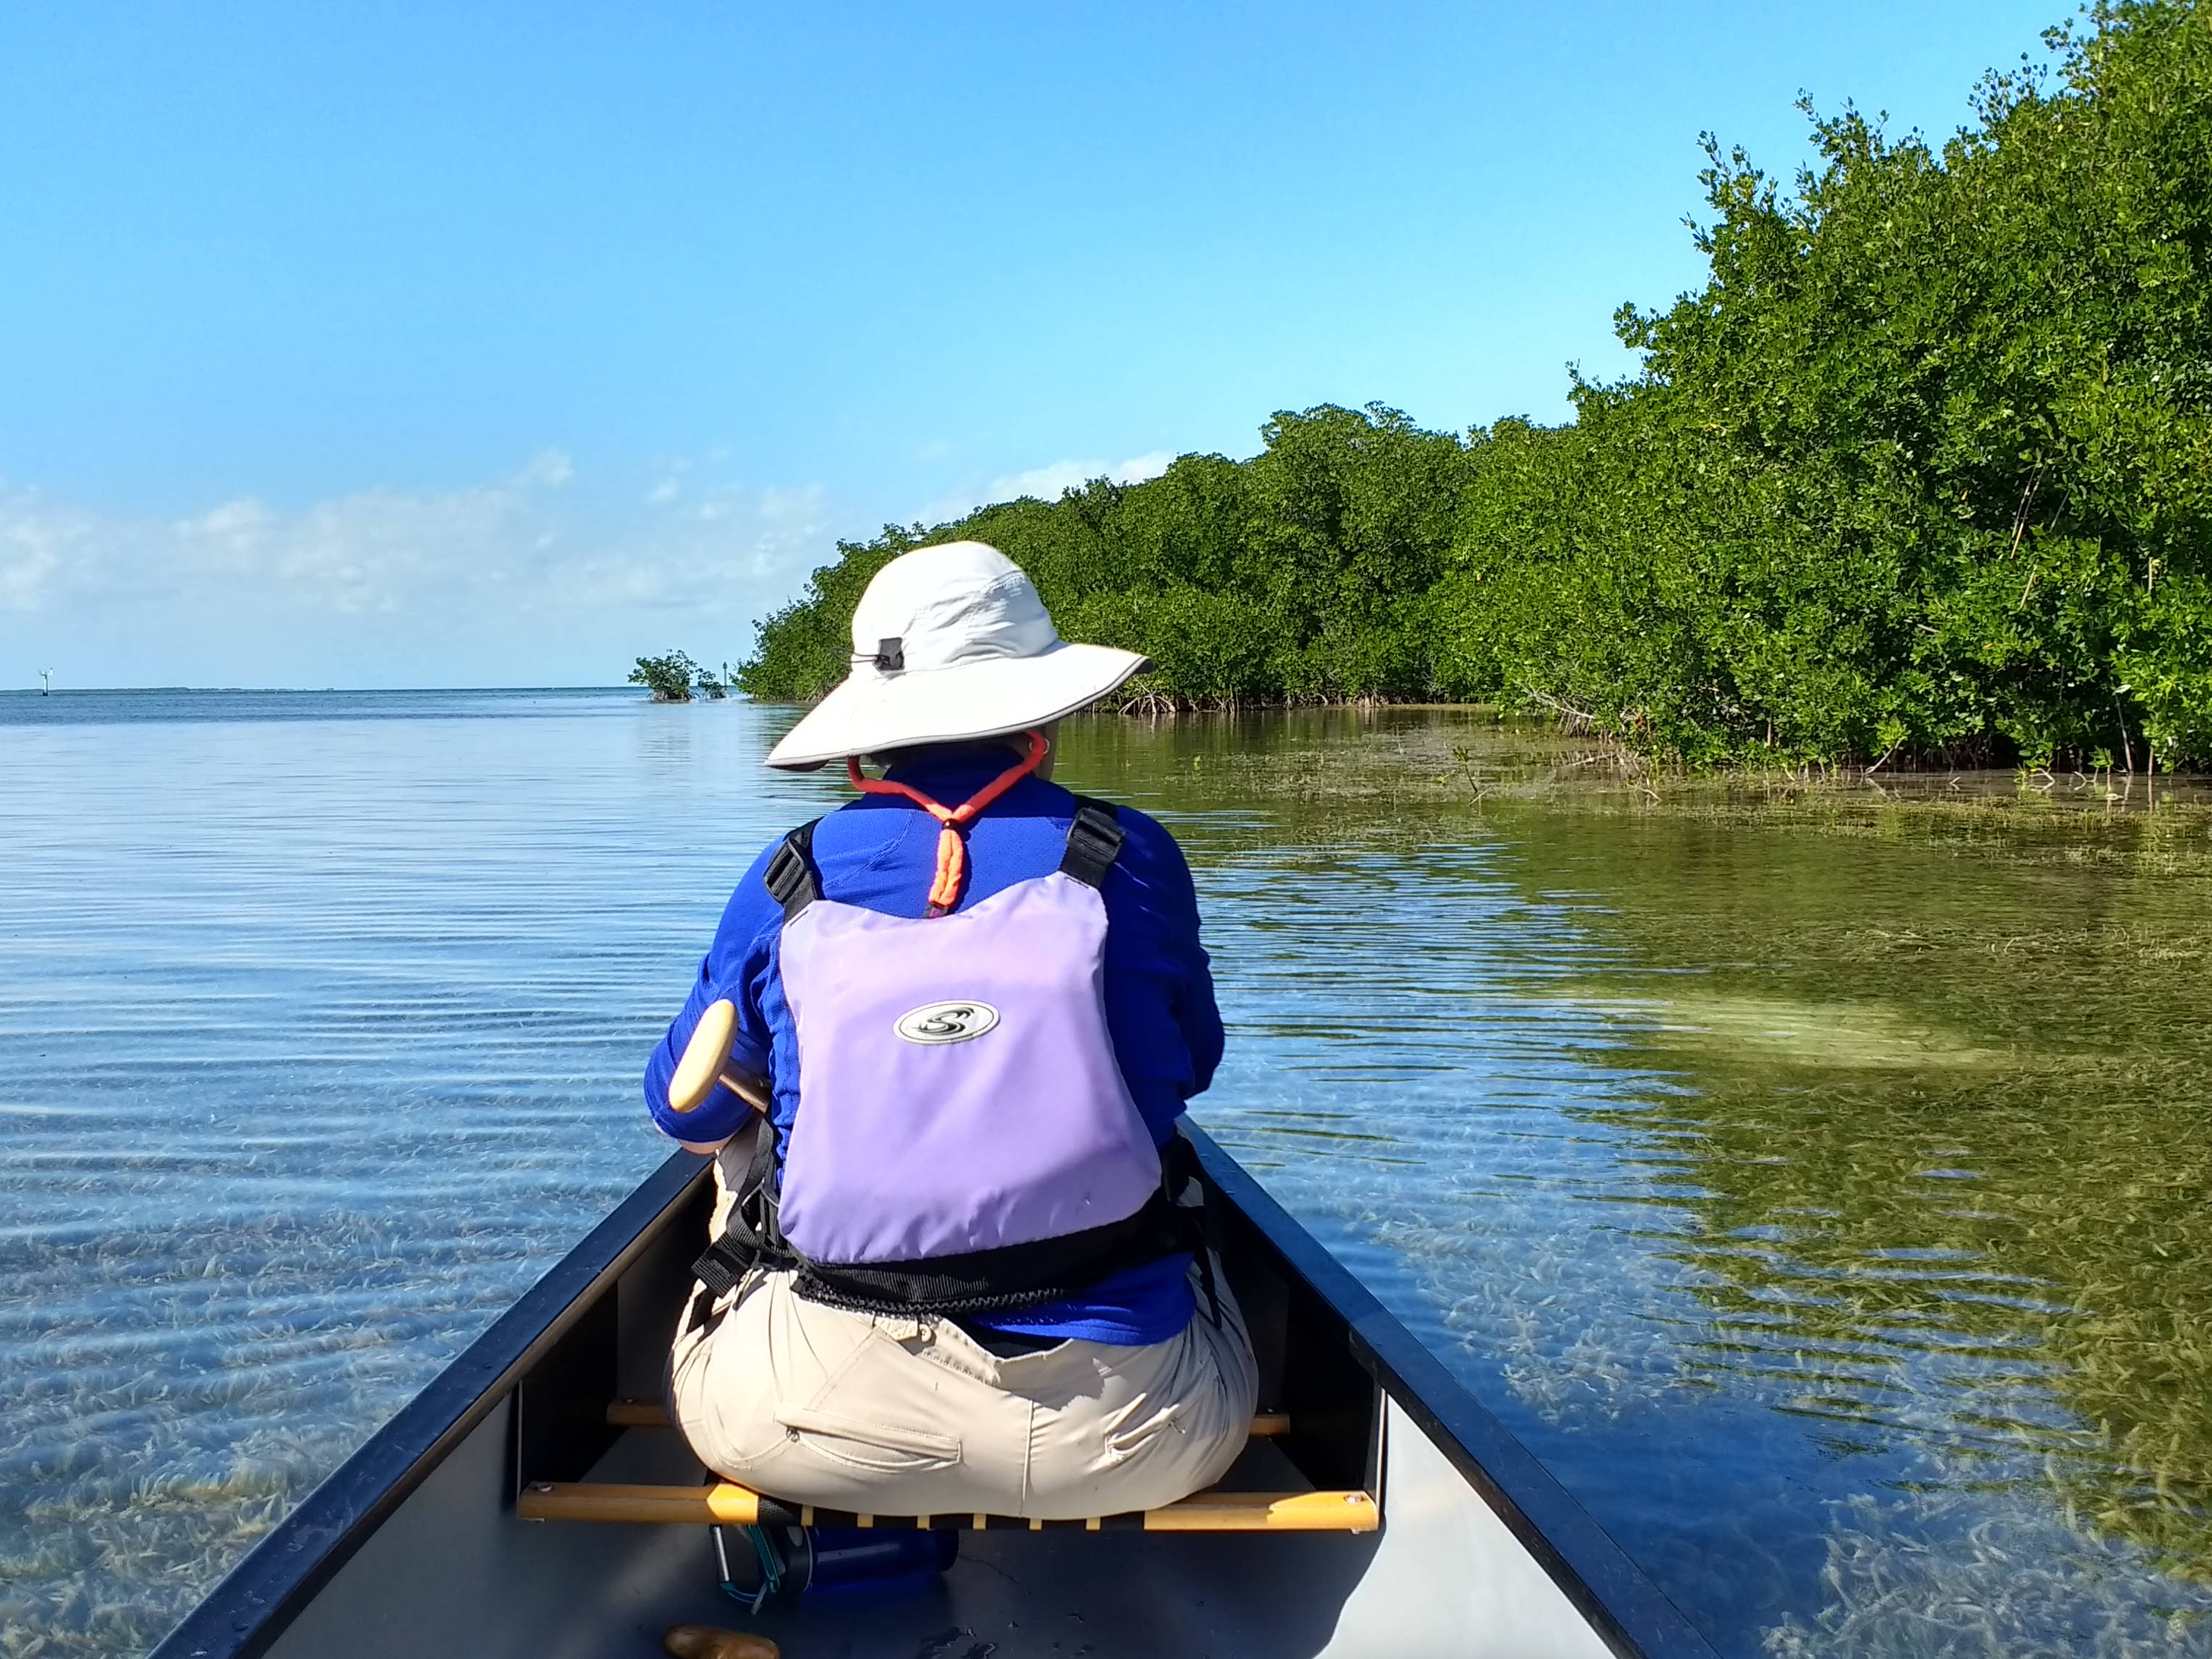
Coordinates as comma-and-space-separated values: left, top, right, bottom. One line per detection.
150, 1129, 1719, 1659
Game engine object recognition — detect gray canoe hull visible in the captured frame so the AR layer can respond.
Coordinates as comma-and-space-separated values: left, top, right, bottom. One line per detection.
266, 1389, 1614, 1659
155, 1134, 1717, 1659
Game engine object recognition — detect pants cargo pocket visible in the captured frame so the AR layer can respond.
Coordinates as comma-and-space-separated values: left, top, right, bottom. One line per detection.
1103, 1397, 1190, 1465
772, 1403, 964, 1475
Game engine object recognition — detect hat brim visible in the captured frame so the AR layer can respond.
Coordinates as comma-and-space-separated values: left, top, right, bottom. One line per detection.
762, 642, 1150, 770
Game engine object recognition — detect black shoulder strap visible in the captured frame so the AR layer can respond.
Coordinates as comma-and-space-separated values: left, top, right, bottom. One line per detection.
762, 819, 822, 921
1058, 798, 1124, 889
692, 1128, 791, 1303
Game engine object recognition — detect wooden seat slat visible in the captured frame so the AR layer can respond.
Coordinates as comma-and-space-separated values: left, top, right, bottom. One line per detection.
516, 1480, 1377, 1534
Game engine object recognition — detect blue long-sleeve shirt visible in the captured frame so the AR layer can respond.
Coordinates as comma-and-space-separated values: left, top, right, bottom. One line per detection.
645, 745, 1224, 1344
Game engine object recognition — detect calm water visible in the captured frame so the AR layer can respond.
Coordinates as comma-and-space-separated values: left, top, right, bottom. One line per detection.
4, 690, 2211, 1658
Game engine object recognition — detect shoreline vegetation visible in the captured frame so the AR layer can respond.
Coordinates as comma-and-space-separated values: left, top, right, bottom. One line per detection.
735, 2, 2212, 773
629, 651, 728, 702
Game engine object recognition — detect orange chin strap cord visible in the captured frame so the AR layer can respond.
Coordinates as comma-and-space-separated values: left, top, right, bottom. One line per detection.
847, 729, 1049, 915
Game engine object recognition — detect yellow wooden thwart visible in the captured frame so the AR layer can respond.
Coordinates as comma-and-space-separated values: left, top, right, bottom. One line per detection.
517, 1480, 1377, 1533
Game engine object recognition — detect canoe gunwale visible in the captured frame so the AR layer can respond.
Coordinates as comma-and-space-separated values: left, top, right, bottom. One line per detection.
1187, 1129, 1720, 1659
147, 1149, 714, 1659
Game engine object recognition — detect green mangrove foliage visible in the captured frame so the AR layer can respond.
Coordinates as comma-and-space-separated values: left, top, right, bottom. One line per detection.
743, 2, 2212, 769
630, 651, 701, 701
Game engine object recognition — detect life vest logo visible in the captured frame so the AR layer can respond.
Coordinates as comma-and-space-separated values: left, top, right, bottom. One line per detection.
894, 1001, 1002, 1045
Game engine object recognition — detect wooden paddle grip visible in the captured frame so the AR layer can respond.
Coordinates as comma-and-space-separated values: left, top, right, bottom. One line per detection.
666, 1000, 769, 1115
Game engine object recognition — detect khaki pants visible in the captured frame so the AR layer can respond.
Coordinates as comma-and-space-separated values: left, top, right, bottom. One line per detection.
669, 1260, 1258, 1521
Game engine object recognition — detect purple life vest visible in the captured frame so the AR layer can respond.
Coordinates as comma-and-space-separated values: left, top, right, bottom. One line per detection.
737, 802, 1184, 1315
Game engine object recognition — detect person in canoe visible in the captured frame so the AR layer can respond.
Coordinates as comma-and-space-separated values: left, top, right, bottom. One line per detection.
645, 540, 1258, 1521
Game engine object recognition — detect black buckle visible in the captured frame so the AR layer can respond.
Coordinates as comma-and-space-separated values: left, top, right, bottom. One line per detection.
1058, 801, 1123, 888
762, 822, 820, 919
692, 1238, 750, 1299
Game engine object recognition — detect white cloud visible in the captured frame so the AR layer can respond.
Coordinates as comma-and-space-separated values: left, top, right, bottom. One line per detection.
644, 454, 692, 505
519, 449, 574, 488
986, 450, 1176, 502
0, 486, 77, 609
0, 442, 1191, 686
0, 456, 836, 686
915, 449, 1179, 527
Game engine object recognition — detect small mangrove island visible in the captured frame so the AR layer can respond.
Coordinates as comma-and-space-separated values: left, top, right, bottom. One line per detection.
739, 1, 2212, 773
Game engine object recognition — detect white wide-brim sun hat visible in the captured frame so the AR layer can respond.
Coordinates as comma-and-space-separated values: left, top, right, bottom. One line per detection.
764, 540, 1150, 770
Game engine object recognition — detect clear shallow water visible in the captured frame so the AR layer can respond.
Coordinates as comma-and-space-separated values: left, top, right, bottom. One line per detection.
4, 691, 2210, 1657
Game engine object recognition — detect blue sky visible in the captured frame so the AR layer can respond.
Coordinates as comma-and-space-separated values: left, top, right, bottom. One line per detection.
2, 1, 2065, 688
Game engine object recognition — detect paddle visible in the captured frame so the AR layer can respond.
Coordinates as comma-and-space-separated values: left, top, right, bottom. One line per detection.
667, 998, 770, 1115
